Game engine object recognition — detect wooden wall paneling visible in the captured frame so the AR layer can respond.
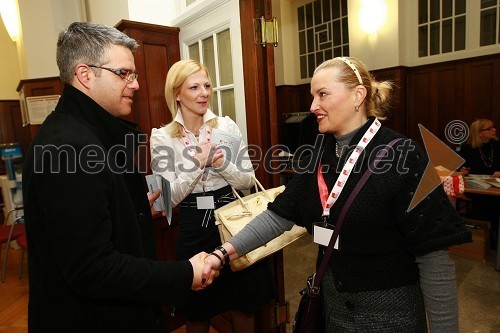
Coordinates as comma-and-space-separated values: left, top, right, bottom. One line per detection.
463, 56, 500, 129
371, 67, 408, 136
435, 65, 463, 145
407, 69, 436, 144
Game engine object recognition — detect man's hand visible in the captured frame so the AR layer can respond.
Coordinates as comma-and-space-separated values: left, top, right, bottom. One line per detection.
189, 252, 219, 291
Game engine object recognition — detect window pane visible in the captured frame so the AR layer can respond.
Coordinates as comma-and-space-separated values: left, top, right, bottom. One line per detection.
306, 3, 313, 28
188, 43, 200, 62
298, 6, 305, 30
300, 55, 307, 79
419, 0, 428, 24
341, 0, 348, 16
342, 18, 349, 42
308, 54, 315, 77
480, 8, 497, 46
307, 28, 314, 52
430, 0, 440, 21
333, 46, 342, 57
430, 22, 440, 55
333, 20, 341, 45
455, 0, 466, 15
212, 91, 219, 114
220, 89, 235, 121
217, 29, 233, 86
342, 45, 349, 56
299, 31, 306, 54
481, 0, 497, 9
442, 0, 452, 18
322, 0, 331, 22
419, 25, 428, 57
314, 1, 322, 26
316, 52, 324, 67
442, 19, 452, 52
202, 37, 216, 85
455, 16, 466, 50
332, 0, 340, 19
325, 49, 333, 61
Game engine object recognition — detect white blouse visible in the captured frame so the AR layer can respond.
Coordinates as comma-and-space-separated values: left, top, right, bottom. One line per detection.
150, 109, 255, 207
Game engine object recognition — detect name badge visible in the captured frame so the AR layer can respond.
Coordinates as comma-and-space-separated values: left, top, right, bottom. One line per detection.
197, 196, 215, 209
313, 223, 339, 249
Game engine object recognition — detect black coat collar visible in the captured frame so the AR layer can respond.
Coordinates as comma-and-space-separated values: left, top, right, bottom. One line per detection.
55, 85, 142, 151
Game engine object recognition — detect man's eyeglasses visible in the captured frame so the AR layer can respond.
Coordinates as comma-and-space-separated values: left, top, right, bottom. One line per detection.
87, 65, 138, 83
480, 126, 495, 132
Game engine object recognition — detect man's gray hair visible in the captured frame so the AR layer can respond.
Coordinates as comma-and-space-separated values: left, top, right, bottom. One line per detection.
56, 22, 139, 83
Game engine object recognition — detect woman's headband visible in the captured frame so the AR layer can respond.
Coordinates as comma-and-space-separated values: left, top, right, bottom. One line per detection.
337, 57, 363, 85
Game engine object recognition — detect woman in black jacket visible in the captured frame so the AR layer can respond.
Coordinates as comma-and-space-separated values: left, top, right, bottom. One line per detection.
203, 57, 471, 332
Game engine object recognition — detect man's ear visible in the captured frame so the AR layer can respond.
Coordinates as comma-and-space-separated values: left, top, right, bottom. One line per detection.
74, 64, 92, 88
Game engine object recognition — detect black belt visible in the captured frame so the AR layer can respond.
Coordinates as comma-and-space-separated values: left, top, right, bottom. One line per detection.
179, 201, 198, 208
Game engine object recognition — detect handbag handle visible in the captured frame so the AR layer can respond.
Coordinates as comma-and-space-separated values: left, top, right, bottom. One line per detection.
311, 138, 403, 290
230, 175, 271, 210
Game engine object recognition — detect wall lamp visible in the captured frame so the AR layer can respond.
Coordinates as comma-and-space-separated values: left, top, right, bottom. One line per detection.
254, 16, 278, 47
358, 0, 387, 34
0, 0, 20, 42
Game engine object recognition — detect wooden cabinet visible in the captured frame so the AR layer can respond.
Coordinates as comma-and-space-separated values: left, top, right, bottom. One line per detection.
115, 20, 180, 138
16, 77, 64, 143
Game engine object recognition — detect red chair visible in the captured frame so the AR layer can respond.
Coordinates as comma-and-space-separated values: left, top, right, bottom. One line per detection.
16, 232, 28, 279
1, 207, 25, 283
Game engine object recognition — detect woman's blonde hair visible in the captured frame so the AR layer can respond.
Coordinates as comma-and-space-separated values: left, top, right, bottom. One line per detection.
314, 57, 392, 120
468, 119, 494, 149
164, 59, 217, 137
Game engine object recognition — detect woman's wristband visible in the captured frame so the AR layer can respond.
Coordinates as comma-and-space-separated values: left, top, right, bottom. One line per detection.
215, 246, 229, 265
209, 252, 224, 269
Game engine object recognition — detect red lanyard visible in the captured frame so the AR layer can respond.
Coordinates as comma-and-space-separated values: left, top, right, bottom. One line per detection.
317, 119, 381, 218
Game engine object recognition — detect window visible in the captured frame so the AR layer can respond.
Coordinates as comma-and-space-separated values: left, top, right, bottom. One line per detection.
480, 0, 499, 46
188, 28, 236, 121
418, 0, 466, 57
298, 0, 349, 79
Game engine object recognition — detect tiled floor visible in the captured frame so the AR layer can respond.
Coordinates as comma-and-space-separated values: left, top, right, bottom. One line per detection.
283, 233, 500, 333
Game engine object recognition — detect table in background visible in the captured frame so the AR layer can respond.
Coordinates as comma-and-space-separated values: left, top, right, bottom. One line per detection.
462, 186, 500, 271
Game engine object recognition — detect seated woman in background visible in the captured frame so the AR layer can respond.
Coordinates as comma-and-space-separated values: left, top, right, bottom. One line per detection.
458, 118, 499, 249
458, 119, 500, 177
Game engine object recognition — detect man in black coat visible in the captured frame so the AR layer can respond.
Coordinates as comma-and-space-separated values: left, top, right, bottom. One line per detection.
22, 22, 217, 332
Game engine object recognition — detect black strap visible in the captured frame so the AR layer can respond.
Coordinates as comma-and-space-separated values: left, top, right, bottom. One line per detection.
312, 137, 404, 290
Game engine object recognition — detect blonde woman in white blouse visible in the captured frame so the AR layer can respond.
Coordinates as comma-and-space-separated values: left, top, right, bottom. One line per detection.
150, 60, 275, 333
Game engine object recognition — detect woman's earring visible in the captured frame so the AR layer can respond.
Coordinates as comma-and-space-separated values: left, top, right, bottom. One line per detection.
355, 105, 359, 112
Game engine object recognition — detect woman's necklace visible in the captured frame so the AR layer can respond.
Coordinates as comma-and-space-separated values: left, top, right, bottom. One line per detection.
185, 124, 201, 137
479, 144, 493, 168
335, 142, 340, 158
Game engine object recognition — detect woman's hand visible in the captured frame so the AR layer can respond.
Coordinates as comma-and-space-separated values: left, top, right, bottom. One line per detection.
189, 252, 219, 291
193, 141, 223, 169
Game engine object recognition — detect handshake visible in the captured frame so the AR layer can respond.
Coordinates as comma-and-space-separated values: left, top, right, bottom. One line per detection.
189, 244, 234, 291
